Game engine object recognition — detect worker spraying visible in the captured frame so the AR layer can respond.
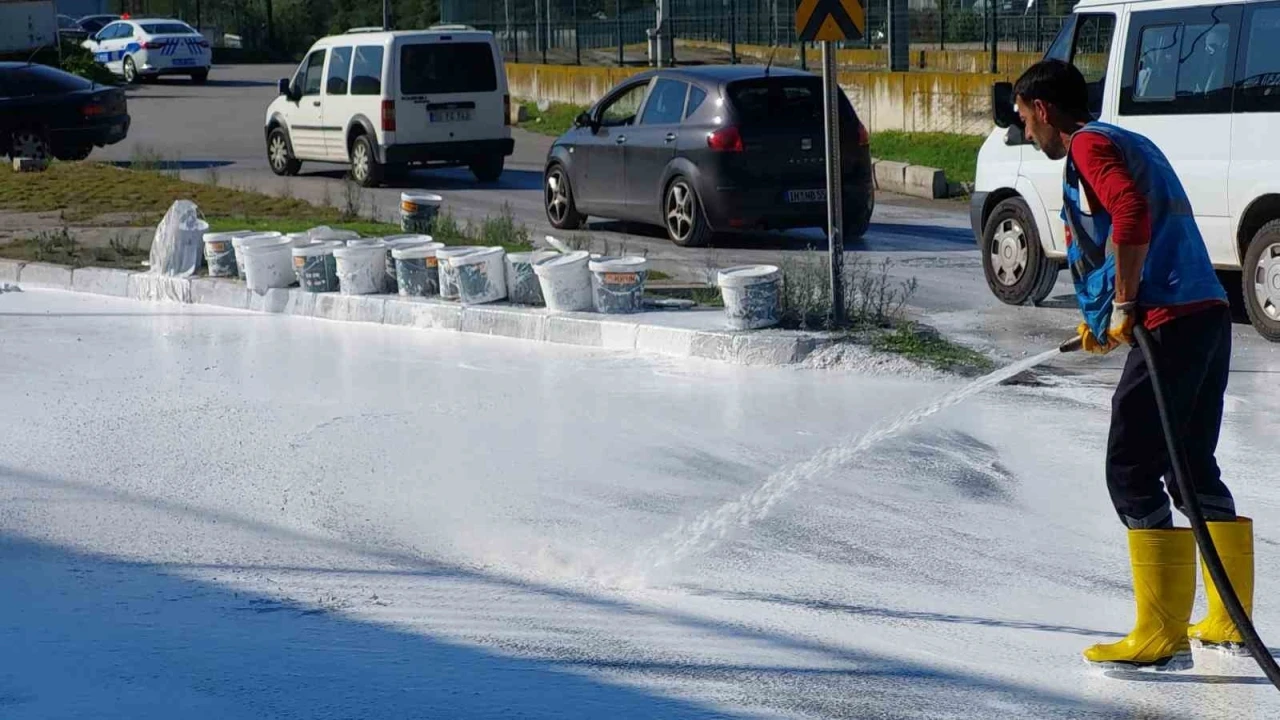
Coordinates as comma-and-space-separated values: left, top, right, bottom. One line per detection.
1012, 59, 1255, 671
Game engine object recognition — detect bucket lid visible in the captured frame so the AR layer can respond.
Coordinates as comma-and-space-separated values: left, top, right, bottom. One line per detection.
311, 228, 360, 241
292, 240, 344, 257
239, 236, 292, 254
382, 234, 433, 247
203, 231, 246, 244
436, 245, 482, 260
392, 242, 446, 259
534, 250, 590, 275
400, 192, 443, 204
333, 243, 387, 258
233, 231, 282, 247
237, 234, 291, 251
589, 256, 648, 274
508, 250, 559, 264
451, 246, 504, 266
717, 264, 780, 288
344, 238, 384, 248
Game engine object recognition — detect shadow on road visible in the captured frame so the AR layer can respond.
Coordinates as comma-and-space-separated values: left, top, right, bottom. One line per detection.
300, 168, 543, 193
582, 219, 977, 254
110, 160, 235, 171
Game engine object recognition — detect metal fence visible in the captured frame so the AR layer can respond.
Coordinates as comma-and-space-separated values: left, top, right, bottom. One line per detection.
440, 0, 1078, 65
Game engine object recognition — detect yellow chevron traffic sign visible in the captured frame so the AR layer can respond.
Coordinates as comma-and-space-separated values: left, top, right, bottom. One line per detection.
796, 0, 866, 42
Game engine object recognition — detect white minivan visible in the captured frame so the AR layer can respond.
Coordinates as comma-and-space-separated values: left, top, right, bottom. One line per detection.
972, 0, 1280, 341
264, 26, 513, 188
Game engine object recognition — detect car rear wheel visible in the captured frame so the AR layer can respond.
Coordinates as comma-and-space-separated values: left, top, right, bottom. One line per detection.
266, 127, 301, 177
123, 56, 139, 85
470, 155, 504, 183
1242, 219, 1280, 342
544, 164, 584, 230
981, 197, 1059, 306
844, 191, 874, 240
191, 70, 208, 84
665, 177, 711, 247
9, 129, 51, 161
53, 143, 93, 162
349, 134, 382, 188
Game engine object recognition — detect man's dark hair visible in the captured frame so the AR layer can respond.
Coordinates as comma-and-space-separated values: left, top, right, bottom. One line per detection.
1013, 59, 1091, 120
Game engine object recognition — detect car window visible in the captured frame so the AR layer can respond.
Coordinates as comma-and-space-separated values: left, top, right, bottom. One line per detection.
640, 78, 688, 125
598, 82, 649, 127
300, 50, 326, 96
97, 23, 121, 39
58, 16, 78, 30
399, 42, 497, 95
327, 47, 353, 95
139, 22, 196, 35
21, 65, 93, 94
1235, 5, 1280, 112
1122, 5, 1237, 116
728, 78, 824, 128
684, 85, 707, 119
118, 23, 135, 39
350, 45, 383, 95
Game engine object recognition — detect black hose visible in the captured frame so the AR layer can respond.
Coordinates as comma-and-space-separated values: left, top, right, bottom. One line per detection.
1132, 324, 1280, 688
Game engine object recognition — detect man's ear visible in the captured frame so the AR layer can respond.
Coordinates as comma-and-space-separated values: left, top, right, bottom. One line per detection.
1033, 98, 1055, 125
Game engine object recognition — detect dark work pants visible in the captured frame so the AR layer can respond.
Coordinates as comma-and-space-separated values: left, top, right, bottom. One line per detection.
1107, 306, 1236, 529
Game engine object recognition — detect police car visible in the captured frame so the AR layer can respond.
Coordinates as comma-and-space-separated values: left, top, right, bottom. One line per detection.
82, 17, 211, 84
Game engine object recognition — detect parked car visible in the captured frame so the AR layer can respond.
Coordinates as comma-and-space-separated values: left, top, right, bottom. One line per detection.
264, 26, 514, 187
77, 14, 120, 36
975, 0, 1280, 341
0, 61, 130, 161
542, 65, 874, 247
82, 18, 211, 84
57, 14, 89, 43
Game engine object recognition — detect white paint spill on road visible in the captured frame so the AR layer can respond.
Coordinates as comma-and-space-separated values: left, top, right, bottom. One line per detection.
634, 348, 1063, 575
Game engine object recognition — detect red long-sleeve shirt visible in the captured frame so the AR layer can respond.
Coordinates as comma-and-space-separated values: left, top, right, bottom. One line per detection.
1066, 132, 1225, 330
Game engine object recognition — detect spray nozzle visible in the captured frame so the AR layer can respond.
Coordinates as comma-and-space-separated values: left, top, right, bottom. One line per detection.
1059, 334, 1084, 353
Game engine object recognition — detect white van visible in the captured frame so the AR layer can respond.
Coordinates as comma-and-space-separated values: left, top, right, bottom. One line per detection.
264, 26, 513, 188
972, 0, 1280, 341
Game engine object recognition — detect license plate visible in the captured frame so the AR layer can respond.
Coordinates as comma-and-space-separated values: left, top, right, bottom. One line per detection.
786, 189, 826, 203
429, 109, 472, 123
172, 58, 195, 67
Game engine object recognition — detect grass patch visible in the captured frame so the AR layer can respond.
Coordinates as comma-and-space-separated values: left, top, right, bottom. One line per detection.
872, 323, 994, 374
519, 101, 586, 137
869, 131, 985, 185
778, 251, 917, 331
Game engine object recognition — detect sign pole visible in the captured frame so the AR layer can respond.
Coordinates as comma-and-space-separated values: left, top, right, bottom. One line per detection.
821, 40, 845, 327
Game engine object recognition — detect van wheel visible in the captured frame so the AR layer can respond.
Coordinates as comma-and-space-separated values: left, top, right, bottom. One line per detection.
981, 197, 1058, 306
349, 134, 382, 188
470, 155, 504, 183
1242, 219, 1280, 342
267, 127, 301, 176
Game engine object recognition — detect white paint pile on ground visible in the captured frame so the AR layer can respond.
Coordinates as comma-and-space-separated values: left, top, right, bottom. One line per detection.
2, 289, 1278, 719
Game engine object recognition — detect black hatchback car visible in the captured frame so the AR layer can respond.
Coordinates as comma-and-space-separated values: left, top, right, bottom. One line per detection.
0, 63, 129, 161
543, 65, 873, 247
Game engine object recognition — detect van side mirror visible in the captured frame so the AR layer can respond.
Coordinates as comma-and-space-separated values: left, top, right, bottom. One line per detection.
573, 111, 594, 130
277, 78, 291, 96
992, 82, 1022, 130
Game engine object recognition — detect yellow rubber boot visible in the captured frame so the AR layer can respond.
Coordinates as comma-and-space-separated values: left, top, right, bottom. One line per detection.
1084, 528, 1196, 671
1189, 517, 1254, 655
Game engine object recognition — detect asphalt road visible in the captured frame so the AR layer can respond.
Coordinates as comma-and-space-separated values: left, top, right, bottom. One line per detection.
96, 63, 1280, 370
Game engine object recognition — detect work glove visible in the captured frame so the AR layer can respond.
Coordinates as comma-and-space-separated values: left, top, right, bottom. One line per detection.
1076, 322, 1116, 355
1075, 302, 1137, 355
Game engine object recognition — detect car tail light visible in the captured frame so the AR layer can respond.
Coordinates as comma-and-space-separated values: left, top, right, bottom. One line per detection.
142, 41, 165, 50
82, 102, 105, 117
707, 126, 743, 153
381, 100, 396, 132
857, 122, 870, 146
504, 94, 511, 126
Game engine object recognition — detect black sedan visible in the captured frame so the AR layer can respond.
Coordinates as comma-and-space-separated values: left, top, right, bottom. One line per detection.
57, 14, 89, 43
543, 65, 874, 247
77, 14, 121, 35
0, 63, 129, 161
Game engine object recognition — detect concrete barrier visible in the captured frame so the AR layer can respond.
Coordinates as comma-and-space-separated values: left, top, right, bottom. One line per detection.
905, 164, 949, 200
18, 262, 73, 289
674, 39, 1042, 76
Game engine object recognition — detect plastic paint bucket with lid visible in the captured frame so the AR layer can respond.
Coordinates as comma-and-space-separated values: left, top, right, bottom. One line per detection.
202, 230, 246, 278
436, 246, 482, 301
717, 264, 781, 330
400, 192, 443, 233
533, 250, 593, 312
333, 241, 388, 295
292, 240, 344, 292
453, 246, 507, 305
231, 231, 281, 279
392, 242, 446, 296
241, 236, 296, 292
381, 234, 433, 293
589, 256, 648, 314
505, 250, 559, 305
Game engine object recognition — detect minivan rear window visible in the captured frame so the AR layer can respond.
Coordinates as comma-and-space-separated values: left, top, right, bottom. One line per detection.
399, 42, 497, 95
727, 78, 852, 128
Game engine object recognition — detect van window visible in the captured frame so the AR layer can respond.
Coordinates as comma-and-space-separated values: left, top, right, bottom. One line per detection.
640, 78, 689, 125
300, 50, 326, 96
327, 47, 352, 95
351, 46, 383, 96
1121, 6, 1239, 116
399, 42, 497, 95
1236, 5, 1280, 112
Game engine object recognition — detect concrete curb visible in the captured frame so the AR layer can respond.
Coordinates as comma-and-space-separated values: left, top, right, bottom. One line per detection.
10, 265, 837, 368
871, 157, 968, 200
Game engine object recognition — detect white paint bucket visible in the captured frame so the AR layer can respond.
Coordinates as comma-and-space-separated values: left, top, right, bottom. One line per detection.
718, 265, 781, 330
400, 192, 443, 233
309, 227, 359, 242
285, 232, 313, 247
534, 250, 593, 312
241, 237, 296, 293
589, 256, 648, 314
292, 240, 344, 292
231, 231, 280, 279
392, 242, 446, 296
505, 250, 559, 305
381, 234, 433, 293
453, 246, 507, 305
333, 241, 388, 295
202, 230, 246, 278
436, 246, 482, 301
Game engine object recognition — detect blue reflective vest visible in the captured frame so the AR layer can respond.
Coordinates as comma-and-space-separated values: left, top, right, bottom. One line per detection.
1061, 122, 1226, 339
